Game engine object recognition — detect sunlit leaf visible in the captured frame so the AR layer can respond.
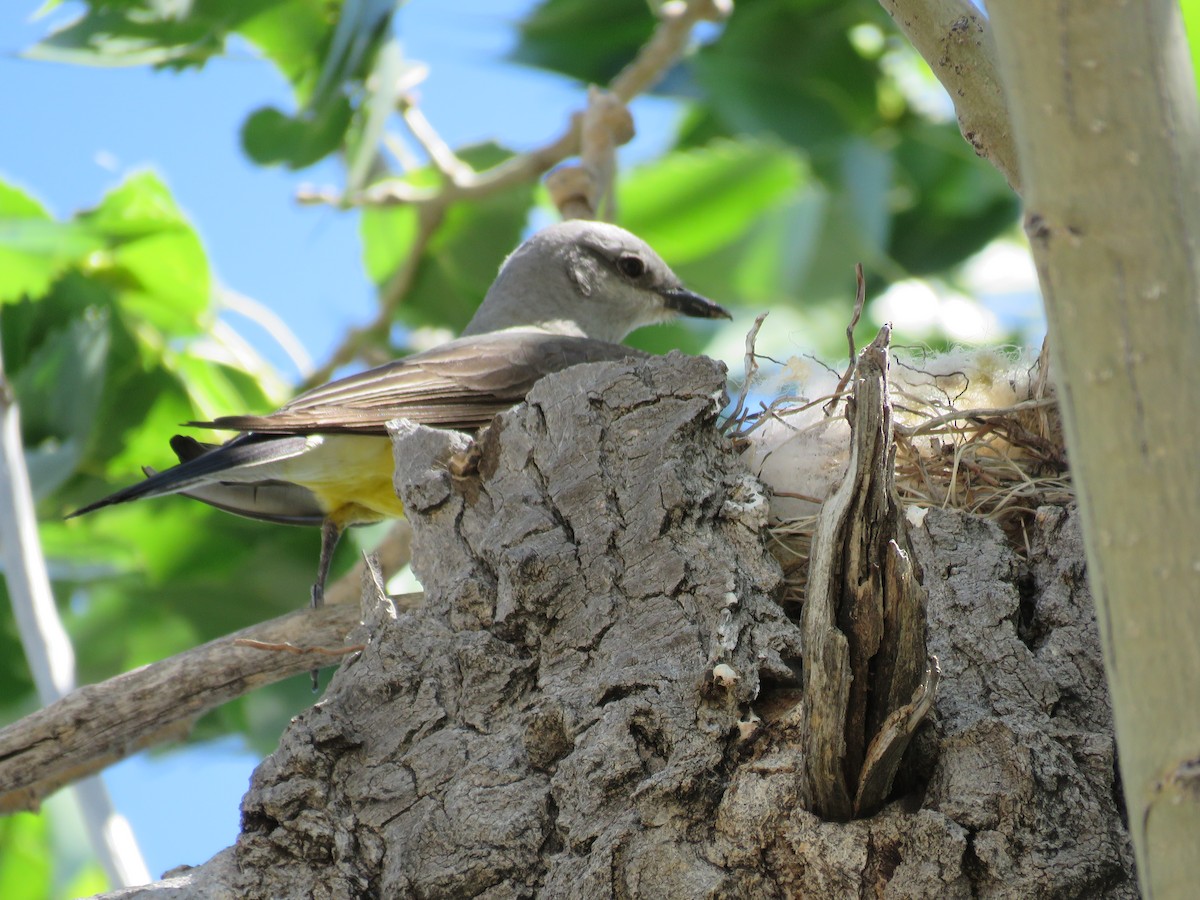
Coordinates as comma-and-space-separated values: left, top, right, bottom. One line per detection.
237, 0, 332, 99
73, 172, 213, 333
619, 141, 805, 263
0, 179, 104, 303
0, 813, 51, 900
24, 0, 282, 70
361, 205, 420, 286
168, 355, 274, 423
24, 7, 225, 68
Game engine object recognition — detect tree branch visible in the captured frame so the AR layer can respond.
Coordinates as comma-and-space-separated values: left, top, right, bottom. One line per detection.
986, 1, 1200, 892
876, 0, 1020, 192
0, 582, 423, 815
0, 522, 412, 813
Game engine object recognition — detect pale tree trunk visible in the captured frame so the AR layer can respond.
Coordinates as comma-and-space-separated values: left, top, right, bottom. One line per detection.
91, 356, 1134, 899
985, 3, 1200, 895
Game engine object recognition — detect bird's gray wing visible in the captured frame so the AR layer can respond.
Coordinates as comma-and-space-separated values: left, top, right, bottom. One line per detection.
192, 332, 646, 435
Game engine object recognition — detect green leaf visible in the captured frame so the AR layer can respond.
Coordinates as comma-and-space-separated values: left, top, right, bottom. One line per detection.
0, 221, 106, 305
25, 5, 227, 69
0, 178, 104, 304
82, 172, 212, 333
673, 192, 827, 307
241, 98, 355, 169
361, 205, 420, 286
0, 813, 51, 900
310, 0, 396, 112
1183, 0, 1200, 94
0, 180, 51, 218
404, 188, 537, 331
16, 311, 110, 499
237, 0, 332, 98
889, 121, 1019, 273
512, 0, 655, 85
168, 355, 274, 424
0, 172, 210, 329
618, 140, 806, 264
690, 0, 880, 150
24, 0, 283, 70
82, 170, 190, 239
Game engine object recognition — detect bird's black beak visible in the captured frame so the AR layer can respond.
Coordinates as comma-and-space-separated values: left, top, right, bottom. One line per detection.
660, 287, 732, 321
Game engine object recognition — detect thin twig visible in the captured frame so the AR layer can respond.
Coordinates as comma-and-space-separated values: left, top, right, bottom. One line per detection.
401, 102, 473, 183
724, 312, 769, 433
895, 397, 1057, 437
825, 263, 866, 415
234, 639, 366, 656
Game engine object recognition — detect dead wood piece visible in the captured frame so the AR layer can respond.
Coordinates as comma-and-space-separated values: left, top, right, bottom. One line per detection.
800, 326, 933, 820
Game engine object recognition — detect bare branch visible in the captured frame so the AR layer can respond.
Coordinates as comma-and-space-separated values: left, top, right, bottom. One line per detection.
0, 585, 424, 815
546, 87, 635, 220
876, 0, 1020, 192
610, 0, 733, 101
401, 102, 473, 183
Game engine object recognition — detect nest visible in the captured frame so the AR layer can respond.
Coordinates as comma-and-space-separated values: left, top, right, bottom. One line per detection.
729, 322, 1070, 606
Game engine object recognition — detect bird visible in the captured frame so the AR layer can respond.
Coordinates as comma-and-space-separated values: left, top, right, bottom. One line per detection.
69, 220, 731, 625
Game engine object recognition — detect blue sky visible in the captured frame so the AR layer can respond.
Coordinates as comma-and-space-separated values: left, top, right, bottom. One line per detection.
0, 0, 687, 884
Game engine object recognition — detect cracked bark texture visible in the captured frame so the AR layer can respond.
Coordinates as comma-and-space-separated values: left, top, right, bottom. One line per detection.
92, 356, 1133, 899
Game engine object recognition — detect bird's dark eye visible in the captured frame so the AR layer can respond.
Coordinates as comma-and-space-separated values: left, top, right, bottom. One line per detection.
617, 254, 646, 278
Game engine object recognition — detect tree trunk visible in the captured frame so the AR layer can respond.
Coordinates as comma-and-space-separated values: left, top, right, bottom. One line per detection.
92, 355, 1133, 899
986, 3, 1200, 894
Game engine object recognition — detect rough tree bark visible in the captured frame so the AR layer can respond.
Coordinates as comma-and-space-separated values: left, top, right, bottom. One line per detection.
93, 355, 1133, 899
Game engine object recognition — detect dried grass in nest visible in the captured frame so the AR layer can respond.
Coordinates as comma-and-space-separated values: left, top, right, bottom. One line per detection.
730, 317, 1071, 607
887, 343, 1070, 546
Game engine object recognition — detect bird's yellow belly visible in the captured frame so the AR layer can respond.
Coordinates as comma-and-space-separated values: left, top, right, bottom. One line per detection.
276, 434, 407, 527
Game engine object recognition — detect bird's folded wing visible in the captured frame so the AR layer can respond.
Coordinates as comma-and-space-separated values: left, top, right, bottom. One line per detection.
192, 332, 647, 435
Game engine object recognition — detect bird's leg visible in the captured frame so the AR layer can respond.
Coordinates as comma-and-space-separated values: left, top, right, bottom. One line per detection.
311, 519, 342, 609
309, 519, 343, 691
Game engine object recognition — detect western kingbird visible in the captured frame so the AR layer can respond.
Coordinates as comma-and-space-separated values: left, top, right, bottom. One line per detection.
70, 220, 730, 616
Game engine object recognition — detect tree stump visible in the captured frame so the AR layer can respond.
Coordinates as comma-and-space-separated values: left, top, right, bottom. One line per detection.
93, 354, 1134, 899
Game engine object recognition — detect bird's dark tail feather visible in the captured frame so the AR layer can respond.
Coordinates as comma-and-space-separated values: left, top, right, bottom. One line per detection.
67, 433, 314, 519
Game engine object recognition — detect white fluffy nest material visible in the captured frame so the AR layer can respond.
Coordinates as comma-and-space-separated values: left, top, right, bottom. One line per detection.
733, 345, 1068, 597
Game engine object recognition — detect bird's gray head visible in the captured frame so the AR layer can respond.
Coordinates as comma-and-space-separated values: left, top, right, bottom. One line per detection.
463, 220, 731, 343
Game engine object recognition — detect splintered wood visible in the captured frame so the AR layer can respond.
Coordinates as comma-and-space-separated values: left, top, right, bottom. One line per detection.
800, 326, 938, 820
